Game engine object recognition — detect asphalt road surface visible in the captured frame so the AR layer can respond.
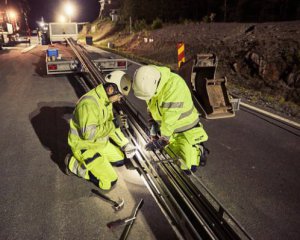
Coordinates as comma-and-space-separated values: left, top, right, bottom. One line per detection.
0, 43, 300, 240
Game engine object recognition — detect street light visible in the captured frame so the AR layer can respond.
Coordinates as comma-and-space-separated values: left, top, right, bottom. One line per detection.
58, 15, 67, 23
8, 10, 17, 21
64, 2, 75, 22
7, 10, 18, 31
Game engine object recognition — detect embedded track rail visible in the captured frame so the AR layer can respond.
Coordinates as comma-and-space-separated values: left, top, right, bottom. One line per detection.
66, 38, 253, 240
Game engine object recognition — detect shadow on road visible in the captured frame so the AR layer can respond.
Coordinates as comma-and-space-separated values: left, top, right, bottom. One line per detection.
29, 102, 74, 172
32, 52, 48, 77
0, 49, 10, 54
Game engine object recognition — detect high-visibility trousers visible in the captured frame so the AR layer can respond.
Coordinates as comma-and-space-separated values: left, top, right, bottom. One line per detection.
166, 126, 208, 170
68, 140, 125, 190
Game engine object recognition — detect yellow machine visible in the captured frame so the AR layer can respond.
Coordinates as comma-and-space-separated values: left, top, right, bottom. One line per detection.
179, 53, 240, 119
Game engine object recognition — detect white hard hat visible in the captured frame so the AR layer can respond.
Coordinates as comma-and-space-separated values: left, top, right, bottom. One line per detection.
105, 70, 131, 96
133, 66, 161, 100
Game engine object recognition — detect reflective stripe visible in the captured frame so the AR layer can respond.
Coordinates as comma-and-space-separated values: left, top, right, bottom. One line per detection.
70, 128, 81, 137
84, 152, 101, 165
78, 95, 100, 108
174, 118, 200, 133
81, 124, 97, 140
77, 165, 87, 178
89, 127, 97, 140
70, 125, 97, 140
70, 127, 107, 141
161, 102, 184, 108
71, 159, 79, 173
178, 106, 194, 120
71, 160, 87, 178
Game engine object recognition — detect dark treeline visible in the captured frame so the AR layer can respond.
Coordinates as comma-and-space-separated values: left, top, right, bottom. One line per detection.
121, 0, 300, 23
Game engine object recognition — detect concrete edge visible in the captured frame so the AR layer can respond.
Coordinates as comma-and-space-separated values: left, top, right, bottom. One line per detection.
21, 44, 37, 53
240, 102, 300, 128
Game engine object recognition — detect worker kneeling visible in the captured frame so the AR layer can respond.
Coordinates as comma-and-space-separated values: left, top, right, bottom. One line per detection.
65, 70, 136, 190
133, 65, 208, 174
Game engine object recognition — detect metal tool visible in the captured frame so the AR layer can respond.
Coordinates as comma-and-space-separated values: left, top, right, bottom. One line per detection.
91, 189, 124, 211
120, 198, 144, 240
107, 217, 136, 229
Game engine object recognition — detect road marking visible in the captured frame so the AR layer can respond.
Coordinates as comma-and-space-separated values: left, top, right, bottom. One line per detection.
21, 44, 37, 53
240, 102, 300, 128
3, 46, 24, 50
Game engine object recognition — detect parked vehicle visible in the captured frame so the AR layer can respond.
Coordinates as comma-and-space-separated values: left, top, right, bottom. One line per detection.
46, 40, 127, 75
48, 22, 78, 43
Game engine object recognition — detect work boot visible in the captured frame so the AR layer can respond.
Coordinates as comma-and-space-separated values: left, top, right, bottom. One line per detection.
64, 153, 72, 176
191, 165, 198, 172
199, 144, 209, 167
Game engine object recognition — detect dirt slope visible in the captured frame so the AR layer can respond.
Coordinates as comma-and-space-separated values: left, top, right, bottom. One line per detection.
81, 20, 300, 120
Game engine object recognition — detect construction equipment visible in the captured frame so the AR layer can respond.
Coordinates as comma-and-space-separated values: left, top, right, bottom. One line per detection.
92, 189, 124, 211
179, 53, 240, 119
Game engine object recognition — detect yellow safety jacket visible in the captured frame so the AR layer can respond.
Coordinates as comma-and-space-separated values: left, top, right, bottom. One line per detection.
68, 84, 129, 161
147, 66, 203, 140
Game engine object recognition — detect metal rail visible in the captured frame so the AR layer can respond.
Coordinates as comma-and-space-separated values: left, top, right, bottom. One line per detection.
66, 38, 253, 240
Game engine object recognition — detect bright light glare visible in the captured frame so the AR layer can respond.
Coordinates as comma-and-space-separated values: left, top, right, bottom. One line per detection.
58, 15, 66, 23
8, 10, 17, 20
39, 22, 45, 27
64, 2, 75, 17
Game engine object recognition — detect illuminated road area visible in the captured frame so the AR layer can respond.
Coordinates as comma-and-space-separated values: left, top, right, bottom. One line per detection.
0, 44, 300, 240
0, 46, 177, 240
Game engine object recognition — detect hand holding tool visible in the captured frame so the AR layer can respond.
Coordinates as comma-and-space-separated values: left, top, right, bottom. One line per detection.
122, 142, 136, 158
145, 137, 169, 151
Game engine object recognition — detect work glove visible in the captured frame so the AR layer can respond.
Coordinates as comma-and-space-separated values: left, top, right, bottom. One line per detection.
149, 122, 160, 140
115, 111, 128, 128
145, 137, 169, 151
122, 143, 136, 158
199, 143, 210, 166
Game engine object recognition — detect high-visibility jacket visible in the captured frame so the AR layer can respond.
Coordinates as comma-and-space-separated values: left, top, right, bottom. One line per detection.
147, 66, 203, 140
68, 84, 129, 161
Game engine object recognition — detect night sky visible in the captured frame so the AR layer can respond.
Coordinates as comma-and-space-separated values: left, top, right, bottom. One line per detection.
27, 0, 100, 28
